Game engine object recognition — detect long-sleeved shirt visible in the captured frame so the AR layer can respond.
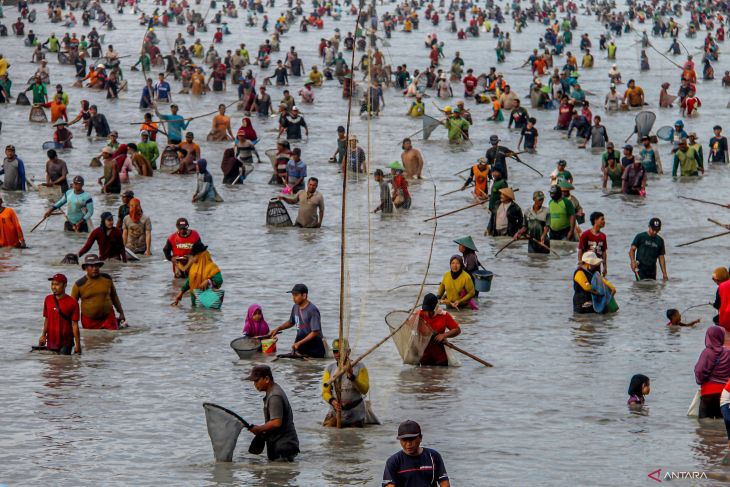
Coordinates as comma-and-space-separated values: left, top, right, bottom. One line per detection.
53, 190, 94, 225
78, 226, 127, 261
0, 207, 24, 247
87, 113, 110, 137
158, 114, 189, 142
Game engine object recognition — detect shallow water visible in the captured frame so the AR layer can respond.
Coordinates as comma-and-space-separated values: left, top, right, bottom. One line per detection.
2, 1, 730, 486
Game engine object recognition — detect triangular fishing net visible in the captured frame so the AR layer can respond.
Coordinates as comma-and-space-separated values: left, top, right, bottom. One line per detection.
30, 106, 48, 122
203, 403, 246, 462
266, 198, 293, 226
57, 52, 70, 65
422, 115, 441, 140
656, 126, 673, 141
265, 149, 278, 166
634, 111, 656, 138
160, 148, 180, 171
16, 92, 30, 105
385, 310, 433, 365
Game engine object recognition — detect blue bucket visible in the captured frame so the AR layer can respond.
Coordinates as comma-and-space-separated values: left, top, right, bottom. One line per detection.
473, 270, 494, 293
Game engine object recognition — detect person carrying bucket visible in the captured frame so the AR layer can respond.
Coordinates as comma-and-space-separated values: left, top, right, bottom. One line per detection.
454, 235, 486, 296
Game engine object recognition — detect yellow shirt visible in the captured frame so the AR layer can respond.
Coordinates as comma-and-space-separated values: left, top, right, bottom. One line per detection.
438, 271, 475, 305
0, 58, 9, 76
308, 70, 323, 86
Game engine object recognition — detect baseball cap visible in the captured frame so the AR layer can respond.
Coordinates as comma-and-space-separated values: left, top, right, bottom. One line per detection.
533, 190, 545, 201
288, 283, 308, 295
649, 217, 662, 231
122, 190, 135, 198
397, 420, 422, 439
557, 159, 567, 167
489, 135, 500, 144
246, 364, 273, 381
421, 293, 438, 311
72, 175, 84, 184
176, 217, 189, 228
48, 273, 68, 284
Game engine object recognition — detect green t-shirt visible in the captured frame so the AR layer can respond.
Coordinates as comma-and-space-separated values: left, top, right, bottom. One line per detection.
489, 179, 508, 212
30, 83, 47, 104
444, 118, 470, 143
548, 197, 575, 231
631, 231, 665, 272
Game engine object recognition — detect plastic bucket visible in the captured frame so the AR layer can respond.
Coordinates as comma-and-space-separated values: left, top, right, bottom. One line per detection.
473, 270, 494, 293
261, 338, 277, 354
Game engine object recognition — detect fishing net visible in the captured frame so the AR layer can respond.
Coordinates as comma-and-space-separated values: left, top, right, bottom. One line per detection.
656, 126, 673, 141
384, 310, 433, 365
230, 336, 260, 359
634, 111, 656, 138
160, 148, 180, 172
29, 106, 47, 123
203, 403, 246, 462
265, 149, 277, 166
590, 272, 609, 313
60, 253, 79, 265
422, 115, 441, 140
57, 52, 70, 65
16, 92, 30, 106
38, 183, 63, 200
266, 198, 292, 227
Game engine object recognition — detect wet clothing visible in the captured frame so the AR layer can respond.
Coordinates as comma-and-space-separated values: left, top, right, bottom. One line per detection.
293, 190, 324, 228
695, 327, 730, 419
1, 157, 27, 191
281, 115, 307, 140
262, 383, 300, 461
383, 448, 449, 487
87, 113, 111, 137
158, 114, 189, 144
163, 230, 201, 276
578, 230, 607, 260
630, 231, 665, 280
78, 226, 126, 261
322, 361, 369, 426
43, 294, 80, 353
289, 302, 325, 358
709, 136, 729, 163
71, 273, 122, 328
548, 198, 575, 236
0, 207, 24, 247
53, 190, 94, 227
573, 267, 615, 313
123, 215, 151, 253
523, 206, 550, 253
417, 310, 459, 366
622, 164, 646, 194
488, 201, 523, 236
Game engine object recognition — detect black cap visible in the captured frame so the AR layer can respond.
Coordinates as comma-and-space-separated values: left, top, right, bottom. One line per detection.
489, 135, 500, 144
190, 241, 208, 255
122, 190, 134, 198
246, 364, 273, 381
176, 217, 189, 229
421, 293, 438, 312
649, 217, 662, 231
73, 175, 84, 185
288, 283, 308, 295
397, 420, 422, 439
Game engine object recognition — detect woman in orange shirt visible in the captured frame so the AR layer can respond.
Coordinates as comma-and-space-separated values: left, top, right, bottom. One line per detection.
0, 197, 26, 248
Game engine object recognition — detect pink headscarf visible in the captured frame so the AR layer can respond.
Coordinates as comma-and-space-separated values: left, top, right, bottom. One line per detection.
243, 304, 270, 337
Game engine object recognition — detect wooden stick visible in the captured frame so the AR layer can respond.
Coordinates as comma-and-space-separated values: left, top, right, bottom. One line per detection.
708, 218, 730, 230
387, 283, 440, 292
679, 195, 728, 208
676, 230, 730, 247
525, 235, 561, 258
29, 211, 62, 233
443, 341, 493, 367
441, 184, 471, 197
424, 200, 487, 222
494, 238, 518, 257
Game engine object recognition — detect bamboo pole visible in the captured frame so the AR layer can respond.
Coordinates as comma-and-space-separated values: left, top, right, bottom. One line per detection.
525, 235, 561, 258
676, 230, 730, 247
424, 199, 487, 222
440, 184, 471, 197
29, 210, 62, 233
708, 218, 730, 230
443, 341, 493, 367
678, 195, 728, 208
493, 238, 518, 257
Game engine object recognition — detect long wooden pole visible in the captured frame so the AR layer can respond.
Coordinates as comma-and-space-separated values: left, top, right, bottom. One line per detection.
677, 230, 730, 247
679, 196, 728, 208
493, 238, 518, 257
424, 199, 487, 222
441, 184, 471, 197
29, 210, 62, 233
443, 341, 493, 367
708, 218, 730, 230
327, 173, 439, 387
525, 235, 561, 258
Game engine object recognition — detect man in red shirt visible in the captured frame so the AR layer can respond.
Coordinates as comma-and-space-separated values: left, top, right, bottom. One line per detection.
417, 293, 461, 366
39, 273, 81, 355
578, 211, 608, 276
462, 68, 477, 97
162, 217, 201, 277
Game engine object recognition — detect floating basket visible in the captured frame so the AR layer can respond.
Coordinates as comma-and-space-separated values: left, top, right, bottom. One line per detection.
266, 198, 292, 227
230, 336, 260, 359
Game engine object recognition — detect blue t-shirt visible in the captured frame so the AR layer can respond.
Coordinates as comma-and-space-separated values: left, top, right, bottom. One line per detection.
383, 448, 449, 487
286, 160, 307, 182
155, 81, 171, 100
159, 114, 189, 142
289, 302, 321, 335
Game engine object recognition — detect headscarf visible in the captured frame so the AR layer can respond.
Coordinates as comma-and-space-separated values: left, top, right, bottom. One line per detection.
237, 117, 258, 141
188, 250, 221, 291
113, 144, 128, 171
243, 304, 270, 337
220, 148, 239, 176
129, 197, 142, 223
196, 158, 213, 183
627, 374, 649, 399
694, 326, 730, 385
449, 254, 464, 280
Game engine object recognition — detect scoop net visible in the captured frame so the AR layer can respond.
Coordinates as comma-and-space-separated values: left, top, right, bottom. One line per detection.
202, 402, 246, 462
634, 111, 656, 138
160, 148, 180, 172
30, 106, 48, 123
266, 198, 293, 227
422, 115, 441, 140
385, 310, 433, 365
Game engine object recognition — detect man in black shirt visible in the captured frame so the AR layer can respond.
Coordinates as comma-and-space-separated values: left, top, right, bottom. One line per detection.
383, 420, 450, 487
87, 105, 111, 137
485, 134, 521, 182
709, 125, 729, 164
